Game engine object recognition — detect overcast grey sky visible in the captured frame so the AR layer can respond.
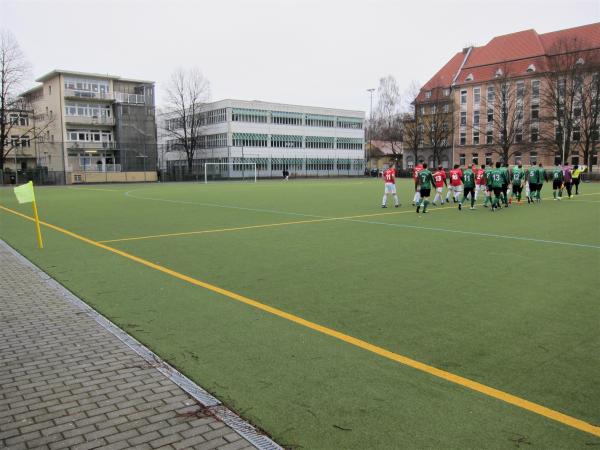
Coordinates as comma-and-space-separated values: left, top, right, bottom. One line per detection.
2, 0, 599, 113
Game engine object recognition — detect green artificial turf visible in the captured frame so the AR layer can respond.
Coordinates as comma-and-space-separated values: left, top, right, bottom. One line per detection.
1, 178, 599, 449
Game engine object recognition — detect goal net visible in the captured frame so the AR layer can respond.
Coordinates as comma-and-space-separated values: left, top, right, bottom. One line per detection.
204, 162, 257, 183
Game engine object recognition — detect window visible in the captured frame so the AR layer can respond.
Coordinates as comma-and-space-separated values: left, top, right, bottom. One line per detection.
271, 134, 303, 148
232, 133, 268, 147
460, 111, 467, 126
306, 136, 334, 149
419, 106, 425, 115
206, 108, 226, 124
443, 88, 450, 96
459, 153, 466, 165
573, 125, 581, 141
431, 105, 437, 114
460, 90, 467, 105
530, 125, 539, 142
516, 81, 525, 99
48, 85, 52, 95
305, 114, 335, 127
532, 80, 540, 99
486, 153, 493, 165
336, 137, 363, 150
473, 110, 480, 125
460, 131, 466, 146
572, 154, 580, 165
473, 130, 480, 145
473, 87, 481, 106
204, 133, 227, 148
516, 129, 523, 143
487, 108, 493, 123
336, 117, 363, 129
513, 152, 522, 164
531, 104, 539, 120
425, 91, 431, 99
530, 151, 538, 165
486, 129, 493, 144
443, 104, 450, 113
487, 86, 494, 103
231, 108, 267, 123
472, 153, 479, 164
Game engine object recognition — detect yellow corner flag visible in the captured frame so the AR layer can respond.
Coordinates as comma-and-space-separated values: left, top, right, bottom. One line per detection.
13, 181, 44, 249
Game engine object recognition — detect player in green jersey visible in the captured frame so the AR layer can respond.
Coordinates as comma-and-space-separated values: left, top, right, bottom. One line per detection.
527, 164, 539, 204
511, 163, 525, 203
490, 162, 505, 211
551, 164, 564, 200
416, 163, 435, 214
458, 166, 476, 210
536, 163, 547, 202
483, 165, 494, 207
500, 163, 510, 206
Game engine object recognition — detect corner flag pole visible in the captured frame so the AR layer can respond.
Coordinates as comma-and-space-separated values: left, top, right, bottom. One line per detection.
13, 181, 44, 249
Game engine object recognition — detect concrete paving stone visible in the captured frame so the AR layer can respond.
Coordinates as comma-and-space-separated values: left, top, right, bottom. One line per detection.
0, 242, 266, 450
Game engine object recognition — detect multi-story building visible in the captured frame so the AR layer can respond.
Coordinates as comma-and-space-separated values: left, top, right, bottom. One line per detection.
1, 100, 36, 179
21, 70, 157, 183
413, 23, 600, 170
158, 99, 365, 178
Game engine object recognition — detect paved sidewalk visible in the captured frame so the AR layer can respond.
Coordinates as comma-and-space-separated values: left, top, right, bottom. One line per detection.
0, 240, 279, 450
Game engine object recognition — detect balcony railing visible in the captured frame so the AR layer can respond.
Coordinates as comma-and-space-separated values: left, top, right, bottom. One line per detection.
63, 89, 114, 101
66, 141, 116, 150
64, 115, 115, 126
114, 92, 146, 104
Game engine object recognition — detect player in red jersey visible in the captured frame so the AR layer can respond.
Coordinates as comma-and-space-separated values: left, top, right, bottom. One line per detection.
445, 164, 463, 203
431, 165, 447, 206
475, 164, 486, 201
381, 162, 400, 208
412, 163, 424, 205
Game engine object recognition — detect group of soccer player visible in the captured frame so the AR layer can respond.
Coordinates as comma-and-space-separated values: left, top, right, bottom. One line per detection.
380, 161, 585, 214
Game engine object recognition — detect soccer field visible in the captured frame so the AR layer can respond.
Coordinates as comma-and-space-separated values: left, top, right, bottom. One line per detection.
1, 178, 599, 448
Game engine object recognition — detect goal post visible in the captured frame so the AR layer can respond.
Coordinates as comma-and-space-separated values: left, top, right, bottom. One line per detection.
204, 162, 257, 184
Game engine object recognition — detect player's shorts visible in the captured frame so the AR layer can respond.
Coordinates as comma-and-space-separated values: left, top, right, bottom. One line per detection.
512, 184, 522, 194
448, 185, 462, 192
464, 187, 475, 197
419, 188, 431, 197
553, 180, 562, 189
573, 178, 580, 185
493, 187, 502, 197
384, 183, 396, 194
435, 186, 444, 193
501, 184, 508, 193
529, 183, 539, 192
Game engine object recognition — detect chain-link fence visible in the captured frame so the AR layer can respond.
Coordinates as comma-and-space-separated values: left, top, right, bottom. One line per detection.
1, 141, 159, 185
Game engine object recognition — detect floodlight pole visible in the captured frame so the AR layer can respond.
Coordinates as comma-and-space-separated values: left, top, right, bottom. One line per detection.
367, 88, 375, 168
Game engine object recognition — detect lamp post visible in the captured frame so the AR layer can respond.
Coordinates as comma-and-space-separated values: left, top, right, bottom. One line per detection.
367, 88, 375, 168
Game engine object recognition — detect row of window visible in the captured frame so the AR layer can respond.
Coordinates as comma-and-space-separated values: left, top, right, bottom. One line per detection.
64, 102, 112, 118
458, 152, 538, 166
231, 133, 363, 149
8, 113, 30, 126
166, 133, 228, 151
67, 129, 113, 142
8, 135, 30, 148
209, 108, 363, 130
64, 77, 110, 93
165, 109, 227, 130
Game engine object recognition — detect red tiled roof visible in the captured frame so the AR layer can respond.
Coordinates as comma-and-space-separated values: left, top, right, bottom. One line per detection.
417, 52, 465, 102
454, 22, 600, 85
463, 29, 545, 68
540, 22, 600, 55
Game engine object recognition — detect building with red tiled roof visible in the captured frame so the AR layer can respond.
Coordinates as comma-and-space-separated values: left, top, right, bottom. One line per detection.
409, 22, 600, 171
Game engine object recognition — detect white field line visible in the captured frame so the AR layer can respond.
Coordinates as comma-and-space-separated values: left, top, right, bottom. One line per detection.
124, 189, 600, 250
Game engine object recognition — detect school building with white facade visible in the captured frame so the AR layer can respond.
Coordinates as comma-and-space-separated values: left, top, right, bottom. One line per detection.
159, 99, 365, 178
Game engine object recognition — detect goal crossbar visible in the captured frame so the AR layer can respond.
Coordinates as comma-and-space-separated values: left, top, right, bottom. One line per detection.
204, 162, 257, 184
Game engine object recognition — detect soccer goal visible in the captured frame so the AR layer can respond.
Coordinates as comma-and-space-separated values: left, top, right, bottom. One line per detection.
204, 162, 257, 183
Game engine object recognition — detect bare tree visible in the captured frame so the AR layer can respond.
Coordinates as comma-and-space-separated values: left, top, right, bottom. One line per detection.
486, 65, 530, 164
401, 82, 422, 168
539, 37, 596, 165
374, 75, 403, 163
578, 62, 600, 170
162, 68, 210, 171
422, 90, 454, 167
1, 30, 31, 173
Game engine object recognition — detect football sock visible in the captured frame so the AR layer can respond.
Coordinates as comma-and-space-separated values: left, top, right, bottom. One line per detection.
382, 194, 387, 206
471, 196, 475, 208
423, 200, 429, 212
393, 194, 399, 206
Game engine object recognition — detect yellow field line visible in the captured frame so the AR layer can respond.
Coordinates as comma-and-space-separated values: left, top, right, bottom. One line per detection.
1, 202, 598, 438
99, 206, 454, 243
